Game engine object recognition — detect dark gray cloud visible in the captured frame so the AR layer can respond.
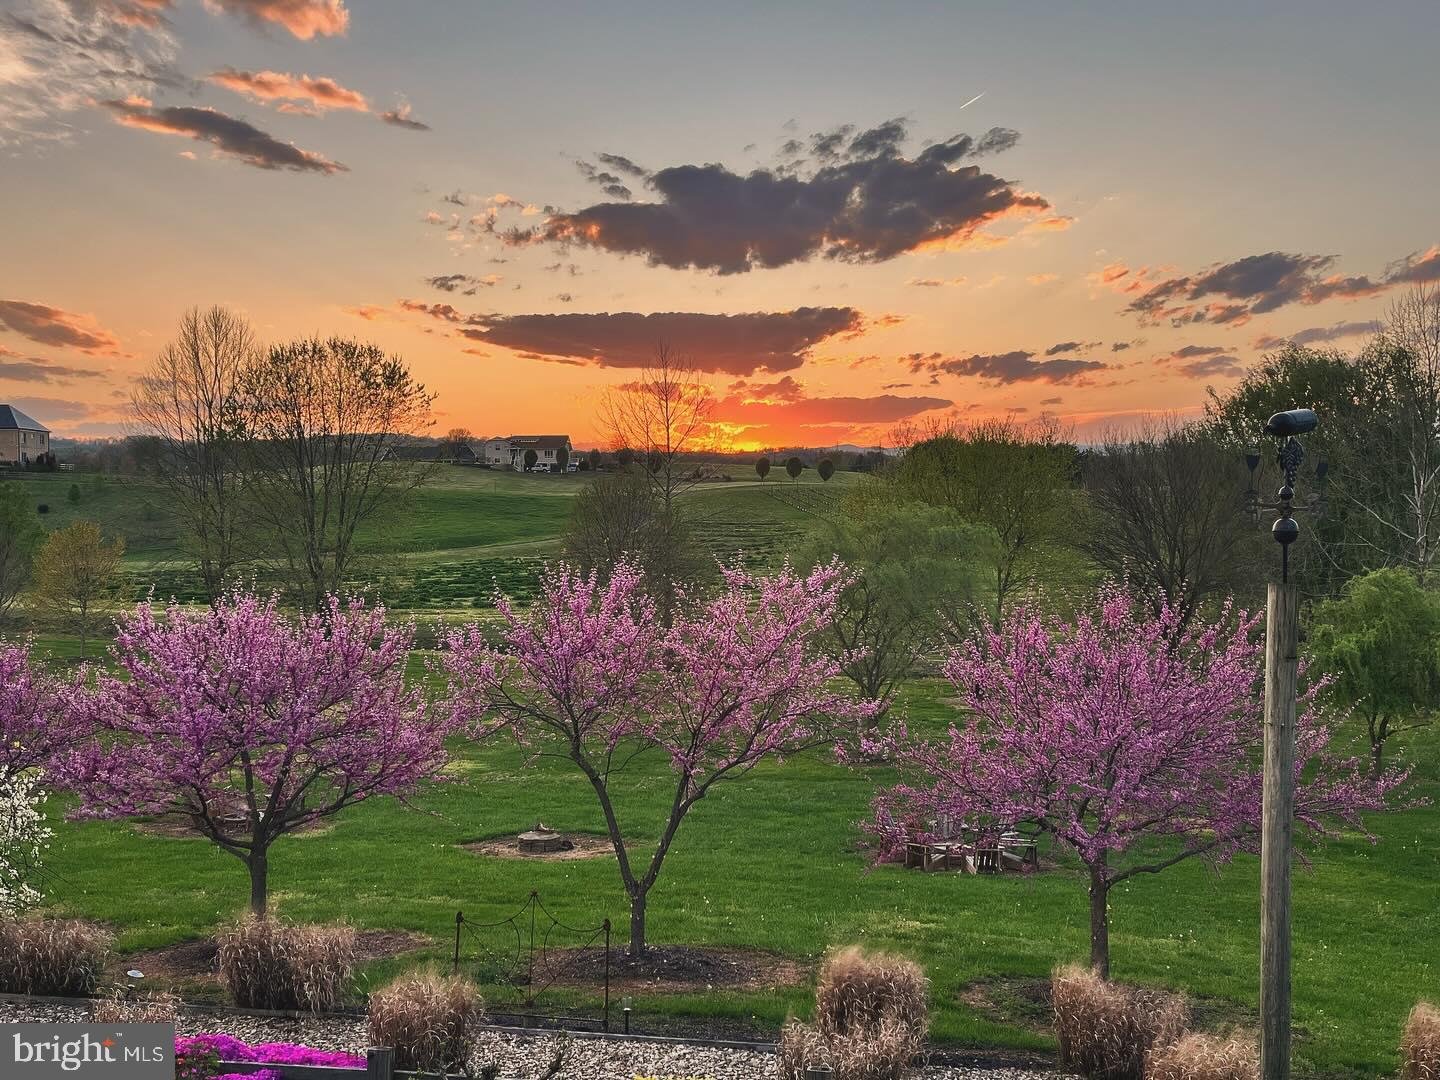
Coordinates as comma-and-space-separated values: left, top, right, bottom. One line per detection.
505, 119, 1048, 273
5, 395, 95, 421
575, 160, 632, 200
845, 118, 907, 159
1119, 245, 1440, 326
1154, 347, 1246, 380
1171, 355, 1246, 379
425, 273, 499, 295
1045, 340, 1099, 356
0, 300, 124, 354
398, 305, 864, 375
379, 103, 430, 131
906, 349, 1107, 385
1126, 252, 1340, 325
1251, 320, 1380, 350
101, 96, 346, 172
596, 152, 648, 178
1384, 246, 1440, 286
0, 346, 105, 382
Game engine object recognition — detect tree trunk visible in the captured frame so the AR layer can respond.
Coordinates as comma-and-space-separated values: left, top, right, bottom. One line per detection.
248, 851, 268, 916
1371, 738, 1385, 779
628, 889, 647, 960
1088, 863, 1110, 978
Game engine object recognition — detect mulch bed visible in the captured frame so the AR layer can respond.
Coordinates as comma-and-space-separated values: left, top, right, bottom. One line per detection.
548, 944, 808, 994
130, 798, 333, 840
118, 929, 431, 989
461, 832, 617, 861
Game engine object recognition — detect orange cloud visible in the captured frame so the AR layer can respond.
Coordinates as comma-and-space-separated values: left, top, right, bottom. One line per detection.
101, 0, 173, 27
207, 68, 368, 113
202, 0, 349, 40
0, 300, 125, 356
1022, 215, 1075, 233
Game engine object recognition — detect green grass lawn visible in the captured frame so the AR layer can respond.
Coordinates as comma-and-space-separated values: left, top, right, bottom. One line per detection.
35, 663, 1439, 1079
13, 467, 1439, 1076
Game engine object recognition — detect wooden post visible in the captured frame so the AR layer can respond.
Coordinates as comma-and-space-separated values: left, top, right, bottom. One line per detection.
366, 1047, 395, 1080
1261, 583, 1299, 1080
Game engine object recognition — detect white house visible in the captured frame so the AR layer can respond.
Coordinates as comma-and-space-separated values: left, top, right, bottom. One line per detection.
481, 437, 514, 467
0, 405, 50, 467
483, 435, 574, 472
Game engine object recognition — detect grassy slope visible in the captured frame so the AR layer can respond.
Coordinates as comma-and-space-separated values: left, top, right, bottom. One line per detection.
38, 670, 1439, 1077
15, 466, 1439, 1076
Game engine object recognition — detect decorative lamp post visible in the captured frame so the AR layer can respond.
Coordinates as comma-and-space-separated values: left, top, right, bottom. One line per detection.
1245, 408, 1326, 1080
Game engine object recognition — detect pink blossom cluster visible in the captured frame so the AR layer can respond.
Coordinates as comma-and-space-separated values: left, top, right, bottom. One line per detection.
178, 1032, 363, 1071
442, 558, 876, 778
64, 590, 456, 834
866, 583, 1410, 876
0, 642, 92, 781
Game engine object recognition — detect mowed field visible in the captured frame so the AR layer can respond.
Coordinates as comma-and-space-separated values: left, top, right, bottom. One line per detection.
10, 464, 1439, 1077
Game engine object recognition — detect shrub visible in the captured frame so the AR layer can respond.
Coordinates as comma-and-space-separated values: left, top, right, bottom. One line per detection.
216, 917, 355, 1012
778, 947, 930, 1080
91, 990, 182, 1024
779, 1017, 922, 1080
1146, 1034, 1258, 1080
814, 946, 929, 1041
368, 970, 485, 1072
1403, 1002, 1440, 1080
0, 918, 112, 996
1052, 965, 1188, 1080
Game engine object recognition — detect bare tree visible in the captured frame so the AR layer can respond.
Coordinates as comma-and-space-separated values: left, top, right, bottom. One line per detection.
602, 343, 713, 517
239, 337, 435, 609
130, 306, 256, 601
1366, 284, 1440, 582
1079, 419, 1263, 625
601, 344, 713, 619
562, 469, 710, 607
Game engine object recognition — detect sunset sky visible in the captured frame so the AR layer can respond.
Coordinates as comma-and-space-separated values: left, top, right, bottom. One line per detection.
3, 0, 1439, 449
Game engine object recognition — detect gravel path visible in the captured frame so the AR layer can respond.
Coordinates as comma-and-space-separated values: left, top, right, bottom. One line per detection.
0, 999, 1057, 1080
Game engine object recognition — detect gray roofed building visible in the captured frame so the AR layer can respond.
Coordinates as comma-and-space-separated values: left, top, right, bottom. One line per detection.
0, 405, 50, 467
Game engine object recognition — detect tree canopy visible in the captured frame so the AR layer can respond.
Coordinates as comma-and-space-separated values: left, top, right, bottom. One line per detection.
1309, 568, 1440, 774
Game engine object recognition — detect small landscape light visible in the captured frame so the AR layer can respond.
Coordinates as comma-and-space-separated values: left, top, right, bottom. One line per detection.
125, 970, 145, 979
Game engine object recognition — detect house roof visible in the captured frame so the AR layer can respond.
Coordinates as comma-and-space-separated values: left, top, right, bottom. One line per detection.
505, 434, 571, 450
0, 405, 48, 432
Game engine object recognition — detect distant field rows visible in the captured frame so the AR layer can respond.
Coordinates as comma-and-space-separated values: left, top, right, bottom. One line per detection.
5, 467, 859, 608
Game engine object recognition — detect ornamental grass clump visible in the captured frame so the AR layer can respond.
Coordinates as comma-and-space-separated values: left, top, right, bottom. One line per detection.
91, 990, 181, 1024
778, 946, 930, 1080
216, 916, 354, 1012
1145, 1033, 1258, 1080
0, 918, 112, 996
368, 970, 485, 1072
1052, 965, 1188, 1080
1402, 1002, 1440, 1080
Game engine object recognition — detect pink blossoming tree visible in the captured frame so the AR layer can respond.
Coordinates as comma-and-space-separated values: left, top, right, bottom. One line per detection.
0, 642, 92, 781
441, 559, 873, 958
66, 591, 456, 915
866, 584, 1409, 977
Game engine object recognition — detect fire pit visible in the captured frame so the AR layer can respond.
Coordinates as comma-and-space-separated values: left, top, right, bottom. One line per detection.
517, 823, 573, 855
